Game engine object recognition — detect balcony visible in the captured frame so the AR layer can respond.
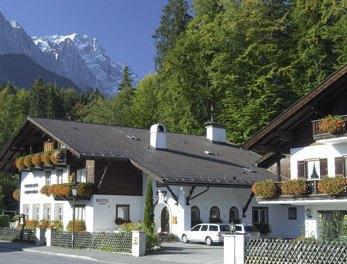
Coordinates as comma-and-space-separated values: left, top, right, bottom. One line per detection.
312, 115, 347, 144
40, 182, 94, 201
252, 178, 347, 204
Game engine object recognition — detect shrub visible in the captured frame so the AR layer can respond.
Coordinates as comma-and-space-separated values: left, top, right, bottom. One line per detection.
50, 184, 70, 198
15, 157, 25, 171
77, 182, 93, 198
50, 149, 64, 165
0, 215, 10, 227
67, 220, 86, 233
40, 185, 52, 196
319, 115, 345, 134
41, 151, 52, 166
31, 153, 42, 167
25, 220, 38, 230
40, 219, 51, 229
115, 218, 132, 225
281, 179, 308, 197
146, 233, 160, 250
23, 155, 34, 168
318, 177, 347, 196
13, 189, 20, 201
120, 222, 145, 232
252, 180, 279, 199
51, 220, 63, 231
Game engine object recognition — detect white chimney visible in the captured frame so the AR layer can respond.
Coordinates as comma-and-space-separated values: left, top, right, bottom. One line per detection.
150, 124, 167, 149
206, 122, 226, 143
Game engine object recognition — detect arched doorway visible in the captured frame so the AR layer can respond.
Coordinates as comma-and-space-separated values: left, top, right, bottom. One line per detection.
161, 207, 170, 233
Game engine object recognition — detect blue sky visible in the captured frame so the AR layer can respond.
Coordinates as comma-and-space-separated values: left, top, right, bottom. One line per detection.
0, 0, 168, 78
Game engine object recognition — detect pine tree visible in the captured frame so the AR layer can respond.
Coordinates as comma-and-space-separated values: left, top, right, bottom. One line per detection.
153, 0, 191, 69
144, 178, 154, 234
118, 65, 133, 91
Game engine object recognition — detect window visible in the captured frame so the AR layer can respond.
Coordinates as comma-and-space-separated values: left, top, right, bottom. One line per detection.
23, 204, 30, 221
191, 206, 200, 227
45, 171, 51, 186
55, 204, 64, 221
74, 206, 86, 221
56, 169, 63, 184
297, 159, 327, 179
43, 204, 51, 220
77, 169, 86, 183
336, 157, 347, 176
252, 207, 268, 224
209, 225, 218, 231
288, 207, 297, 220
116, 204, 130, 222
229, 206, 240, 223
32, 204, 40, 220
235, 225, 242, 232
191, 225, 201, 231
210, 206, 220, 223
201, 225, 208, 231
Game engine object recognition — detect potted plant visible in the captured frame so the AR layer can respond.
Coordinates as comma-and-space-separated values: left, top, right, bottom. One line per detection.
15, 157, 26, 171
252, 180, 279, 199
317, 177, 347, 197
319, 115, 345, 134
50, 149, 65, 165
23, 155, 34, 168
31, 153, 43, 167
281, 179, 308, 197
40, 185, 52, 196
77, 182, 93, 199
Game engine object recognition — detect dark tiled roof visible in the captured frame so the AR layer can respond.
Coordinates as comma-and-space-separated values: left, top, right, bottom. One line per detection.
27, 117, 276, 186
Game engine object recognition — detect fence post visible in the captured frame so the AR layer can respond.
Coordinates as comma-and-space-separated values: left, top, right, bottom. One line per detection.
45, 229, 52, 247
131, 231, 146, 257
224, 234, 246, 264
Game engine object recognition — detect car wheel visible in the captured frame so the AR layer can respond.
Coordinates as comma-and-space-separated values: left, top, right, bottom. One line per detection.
205, 236, 213, 246
181, 234, 188, 243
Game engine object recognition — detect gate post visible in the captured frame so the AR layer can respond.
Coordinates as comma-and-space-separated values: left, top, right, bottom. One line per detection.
45, 229, 52, 247
132, 231, 146, 257
223, 234, 246, 264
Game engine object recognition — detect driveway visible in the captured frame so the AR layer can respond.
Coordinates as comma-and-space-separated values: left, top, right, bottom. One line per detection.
145, 242, 223, 264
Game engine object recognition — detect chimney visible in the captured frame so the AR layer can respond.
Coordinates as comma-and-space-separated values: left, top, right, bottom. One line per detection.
150, 124, 167, 149
205, 122, 226, 143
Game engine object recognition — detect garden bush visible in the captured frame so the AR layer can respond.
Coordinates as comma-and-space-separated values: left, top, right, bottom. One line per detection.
318, 177, 347, 196
51, 220, 63, 231
67, 220, 86, 233
252, 180, 279, 199
146, 233, 160, 250
281, 179, 308, 197
0, 215, 10, 227
40, 219, 51, 229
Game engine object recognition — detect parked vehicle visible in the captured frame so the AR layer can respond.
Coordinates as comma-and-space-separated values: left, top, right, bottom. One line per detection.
234, 224, 260, 237
181, 223, 231, 246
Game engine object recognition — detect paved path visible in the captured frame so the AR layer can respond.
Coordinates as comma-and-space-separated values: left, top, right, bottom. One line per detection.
0, 241, 223, 264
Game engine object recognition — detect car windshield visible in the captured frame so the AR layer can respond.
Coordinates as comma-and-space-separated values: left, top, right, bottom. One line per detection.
219, 225, 230, 231
244, 226, 258, 232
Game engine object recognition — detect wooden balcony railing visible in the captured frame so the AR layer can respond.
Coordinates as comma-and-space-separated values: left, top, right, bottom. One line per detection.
312, 115, 347, 140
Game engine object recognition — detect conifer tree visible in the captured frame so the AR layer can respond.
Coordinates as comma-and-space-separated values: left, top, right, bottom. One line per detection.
144, 178, 154, 234
153, 0, 191, 69
118, 65, 133, 91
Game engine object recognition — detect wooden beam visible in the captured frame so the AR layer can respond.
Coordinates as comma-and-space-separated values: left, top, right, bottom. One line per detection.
185, 186, 196, 205
242, 192, 255, 218
166, 186, 179, 205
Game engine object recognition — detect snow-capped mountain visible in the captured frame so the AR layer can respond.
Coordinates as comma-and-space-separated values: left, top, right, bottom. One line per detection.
0, 10, 135, 95
33, 34, 126, 96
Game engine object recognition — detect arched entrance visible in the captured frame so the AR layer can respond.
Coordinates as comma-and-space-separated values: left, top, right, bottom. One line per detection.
161, 207, 170, 233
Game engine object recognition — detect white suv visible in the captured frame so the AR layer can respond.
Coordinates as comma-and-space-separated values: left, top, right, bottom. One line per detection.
181, 223, 231, 246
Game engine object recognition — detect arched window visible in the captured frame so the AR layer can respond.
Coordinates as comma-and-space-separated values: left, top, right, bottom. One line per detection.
210, 206, 221, 223
229, 206, 240, 223
191, 206, 200, 227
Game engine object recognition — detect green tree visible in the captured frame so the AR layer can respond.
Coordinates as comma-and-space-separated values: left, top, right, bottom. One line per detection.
130, 74, 160, 128
144, 178, 154, 234
153, 0, 191, 68
118, 65, 133, 91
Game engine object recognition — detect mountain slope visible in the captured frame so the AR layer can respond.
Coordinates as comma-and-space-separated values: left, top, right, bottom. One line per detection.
33, 34, 129, 96
0, 54, 77, 88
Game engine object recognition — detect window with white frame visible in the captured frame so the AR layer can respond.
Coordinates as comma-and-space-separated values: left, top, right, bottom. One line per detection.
43, 204, 51, 220
55, 204, 64, 221
32, 204, 40, 220
74, 206, 86, 221
23, 204, 30, 221
77, 169, 86, 183
45, 171, 52, 185
56, 169, 63, 184
252, 207, 268, 225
